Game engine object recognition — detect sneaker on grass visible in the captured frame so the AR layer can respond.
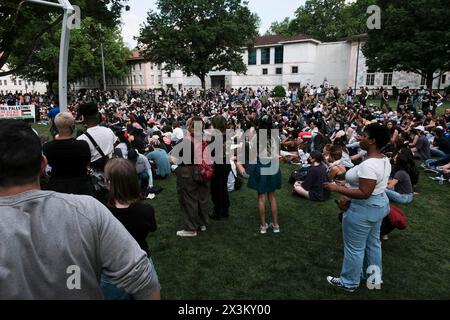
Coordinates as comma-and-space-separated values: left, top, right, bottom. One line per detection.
260, 223, 269, 234
176, 230, 197, 237
326, 276, 357, 292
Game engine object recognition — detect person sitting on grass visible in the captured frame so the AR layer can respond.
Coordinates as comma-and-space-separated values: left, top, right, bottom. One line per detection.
385, 147, 418, 204
293, 151, 330, 201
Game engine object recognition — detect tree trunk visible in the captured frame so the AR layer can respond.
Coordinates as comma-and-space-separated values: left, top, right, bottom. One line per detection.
200, 75, 206, 95
48, 79, 54, 95
426, 71, 434, 90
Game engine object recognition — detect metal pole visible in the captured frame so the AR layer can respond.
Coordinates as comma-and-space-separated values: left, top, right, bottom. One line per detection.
24, 1, 73, 112
57, 0, 74, 112
101, 43, 107, 91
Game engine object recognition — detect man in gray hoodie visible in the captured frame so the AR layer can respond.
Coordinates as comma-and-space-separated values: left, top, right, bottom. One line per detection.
0, 120, 160, 300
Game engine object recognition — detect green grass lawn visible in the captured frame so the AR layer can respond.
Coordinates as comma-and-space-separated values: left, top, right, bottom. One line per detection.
32, 120, 450, 300
366, 99, 450, 116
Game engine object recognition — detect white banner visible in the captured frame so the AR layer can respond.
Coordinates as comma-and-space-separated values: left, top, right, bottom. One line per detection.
0, 105, 36, 121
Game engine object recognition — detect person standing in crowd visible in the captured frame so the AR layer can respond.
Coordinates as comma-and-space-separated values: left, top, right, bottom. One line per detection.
43, 112, 92, 196
0, 120, 160, 300
248, 115, 282, 234
47, 99, 60, 137
324, 123, 391, 292
172, 116, 211, 237
77, 102, 117, 171
209, 115, 232, 221
102, 158, 159, 300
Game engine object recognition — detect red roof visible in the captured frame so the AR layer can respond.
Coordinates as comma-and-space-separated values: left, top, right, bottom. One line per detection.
127, 50, 145, 61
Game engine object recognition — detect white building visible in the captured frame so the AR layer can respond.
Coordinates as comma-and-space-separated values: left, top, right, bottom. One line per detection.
162, 34, 448, 93
0, 65, 47, 96
74, 34, 449, 94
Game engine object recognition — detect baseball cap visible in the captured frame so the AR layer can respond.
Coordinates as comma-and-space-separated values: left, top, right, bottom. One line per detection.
414, 126, 425, 132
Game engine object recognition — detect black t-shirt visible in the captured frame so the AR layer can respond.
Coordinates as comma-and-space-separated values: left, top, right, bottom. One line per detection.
398, 92, 409, 103
435, 137, 450, 154
108, 203, 157, 256
302, 164, 330, 201
43, 139, 91, 179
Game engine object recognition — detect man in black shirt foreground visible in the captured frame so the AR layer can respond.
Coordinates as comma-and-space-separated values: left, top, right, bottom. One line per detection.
43, 112, 93, 195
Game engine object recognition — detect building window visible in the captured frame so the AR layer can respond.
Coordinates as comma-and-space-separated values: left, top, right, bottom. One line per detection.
139, 63, 142, 70
292, 66, 298, 74
139, 75, 144, 84
261, 48, 270, 65
150, 63, 153, 70
276, 67, 282, 75
167, 72, 171, 78
4, 80, 7, 85
366, 73, 375, 86
383, 73, 393, 86
274, 46, 283, 64
248, 49, 256, 65
19, 80, 22, 85
13, 80, 17, 86
262, 68, 268, 75
442, 74, 447, 84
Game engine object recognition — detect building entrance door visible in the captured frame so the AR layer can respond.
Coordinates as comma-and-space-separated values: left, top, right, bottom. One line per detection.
211, 76, 225, 90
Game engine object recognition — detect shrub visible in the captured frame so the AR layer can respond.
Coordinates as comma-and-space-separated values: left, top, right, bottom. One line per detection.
272, 85, 286, 98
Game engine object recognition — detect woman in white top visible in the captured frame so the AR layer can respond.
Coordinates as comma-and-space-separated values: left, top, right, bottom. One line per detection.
324, 123, 391, 292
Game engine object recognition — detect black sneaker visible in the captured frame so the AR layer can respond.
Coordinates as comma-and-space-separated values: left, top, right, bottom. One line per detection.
326, 276, 357, 292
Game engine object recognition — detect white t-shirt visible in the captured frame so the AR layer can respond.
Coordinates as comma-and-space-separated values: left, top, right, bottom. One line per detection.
345, 157, 391, 195
78, 126, 118, 162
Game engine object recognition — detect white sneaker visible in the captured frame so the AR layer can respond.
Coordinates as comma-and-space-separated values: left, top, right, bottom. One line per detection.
200, 226, 207, 232
382, 235, 389, 241
176, 230, 197, 237
260, 223, 269, 234
270, 223, 280, 233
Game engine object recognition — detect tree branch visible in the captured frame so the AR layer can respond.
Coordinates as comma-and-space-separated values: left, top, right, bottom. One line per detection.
0, 14, 63, 77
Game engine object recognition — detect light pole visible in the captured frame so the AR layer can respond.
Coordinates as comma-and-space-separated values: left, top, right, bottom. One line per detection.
101, 42, 107, 92
25, 0, 74, 112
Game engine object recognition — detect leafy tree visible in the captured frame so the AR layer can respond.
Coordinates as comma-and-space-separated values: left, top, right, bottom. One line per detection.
9, 18, 130, 93
266, 17, 294, 36
0, 0, 129, 76
138, 0, 259, 91
268, 0, 373, 41
362, 0, 450, 89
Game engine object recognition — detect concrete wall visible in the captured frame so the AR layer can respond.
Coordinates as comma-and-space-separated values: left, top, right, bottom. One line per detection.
315, 41, 351, 90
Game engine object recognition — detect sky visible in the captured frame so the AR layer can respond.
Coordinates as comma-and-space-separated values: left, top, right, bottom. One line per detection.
121, 0, 306, 48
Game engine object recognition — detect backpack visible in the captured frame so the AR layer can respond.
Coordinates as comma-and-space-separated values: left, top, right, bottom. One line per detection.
191, 137, 213, 184
388, 204, 408, 230
288, 166, 309, 184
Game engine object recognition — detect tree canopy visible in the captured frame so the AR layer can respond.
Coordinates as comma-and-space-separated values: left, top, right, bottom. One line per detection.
137, 0, 259, 90
0, 0, 129, 76
362, 0, 450, 89
8, 18, 130, 93
266, 0, 373, 41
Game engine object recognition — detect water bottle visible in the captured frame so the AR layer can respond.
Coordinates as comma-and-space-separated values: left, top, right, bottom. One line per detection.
439, 175, 444, 185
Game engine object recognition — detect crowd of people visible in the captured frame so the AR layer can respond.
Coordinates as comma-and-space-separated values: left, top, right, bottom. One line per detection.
1, 84, 449, 298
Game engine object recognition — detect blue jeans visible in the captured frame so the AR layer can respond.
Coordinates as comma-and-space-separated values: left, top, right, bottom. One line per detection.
340, 193, 389, 288
430, 148, 448, 159
426, 155, 450, 168
385, 189, 413, 204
